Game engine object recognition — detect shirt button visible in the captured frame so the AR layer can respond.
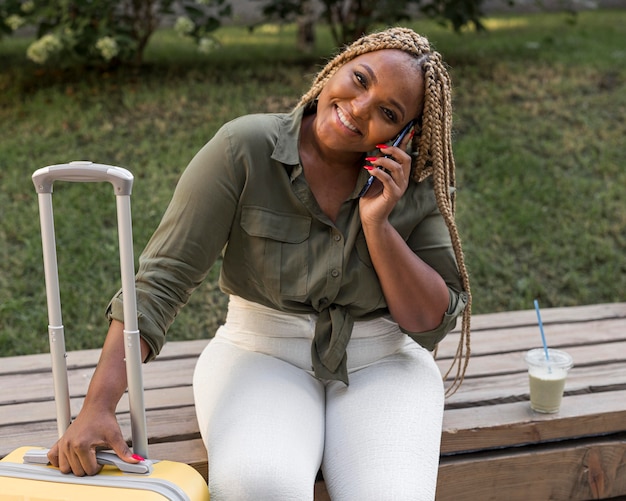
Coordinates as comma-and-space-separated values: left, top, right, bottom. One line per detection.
331, 269, 340, 278
333, 234, 341, 242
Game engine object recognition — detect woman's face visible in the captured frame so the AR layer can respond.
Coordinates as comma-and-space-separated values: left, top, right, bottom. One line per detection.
314, 49, 424, 154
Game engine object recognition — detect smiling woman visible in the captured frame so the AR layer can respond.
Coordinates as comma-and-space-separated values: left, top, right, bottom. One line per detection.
302, 49, 423, 155
48, 26, 471, 501
296, 50, 427, 222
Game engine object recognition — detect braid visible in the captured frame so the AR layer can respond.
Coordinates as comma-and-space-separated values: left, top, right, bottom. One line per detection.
297, 27, 471, 396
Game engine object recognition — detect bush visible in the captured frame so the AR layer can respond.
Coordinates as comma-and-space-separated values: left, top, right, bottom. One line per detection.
1, 0, 231, 67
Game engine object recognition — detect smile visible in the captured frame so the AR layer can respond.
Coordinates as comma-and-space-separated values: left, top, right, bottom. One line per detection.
336, 106, 360, 134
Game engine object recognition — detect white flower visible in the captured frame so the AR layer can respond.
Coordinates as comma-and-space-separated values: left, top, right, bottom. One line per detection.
174, 16, 195, 37
5, 15, 25, 31
95, 36, 119, 61
26, 34, 63, 64
21, 0, 35, 13
198, 37, 218, 54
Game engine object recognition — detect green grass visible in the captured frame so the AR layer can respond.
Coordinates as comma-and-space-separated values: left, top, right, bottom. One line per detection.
1, 11, 625, 356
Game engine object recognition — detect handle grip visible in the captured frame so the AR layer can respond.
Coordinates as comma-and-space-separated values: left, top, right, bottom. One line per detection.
23, 448, 154, 475
32, 161, 134, 195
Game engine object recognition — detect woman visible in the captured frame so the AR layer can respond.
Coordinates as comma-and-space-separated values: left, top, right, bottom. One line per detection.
49, 27, 471, 500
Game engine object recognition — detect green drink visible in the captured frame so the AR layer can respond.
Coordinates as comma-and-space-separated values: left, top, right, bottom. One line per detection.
525, 348, 573, 414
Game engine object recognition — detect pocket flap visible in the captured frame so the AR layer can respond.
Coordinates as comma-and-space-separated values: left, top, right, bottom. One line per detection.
241, 206, 311, 243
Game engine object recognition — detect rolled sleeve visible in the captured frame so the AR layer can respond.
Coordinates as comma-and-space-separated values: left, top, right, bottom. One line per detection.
106, 291, 165, 362
103, 121, 242, 360
401, 288, 468, 350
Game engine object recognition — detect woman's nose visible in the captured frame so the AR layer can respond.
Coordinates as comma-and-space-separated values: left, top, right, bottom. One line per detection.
351, 94, 371, 119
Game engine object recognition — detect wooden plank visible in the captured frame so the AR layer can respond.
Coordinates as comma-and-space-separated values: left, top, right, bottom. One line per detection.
0, 357, 198, 406
445, 361, 626, 408
441, 390, 626, 454
437, 340, 626, 379
0, 405, 200, 459
0, 351, 55, 375
436, 435, 626, 500
436, 317, 626, 359
0, 385, 195, 427
445, 303, 626, 332
150, 438, 209, 482
0, 339, 208, 377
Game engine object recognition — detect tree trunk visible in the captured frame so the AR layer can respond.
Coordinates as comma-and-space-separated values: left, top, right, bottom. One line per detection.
297, 0, 316, 53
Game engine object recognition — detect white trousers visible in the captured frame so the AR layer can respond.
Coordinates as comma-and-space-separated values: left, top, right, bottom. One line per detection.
192, 296, 444, 501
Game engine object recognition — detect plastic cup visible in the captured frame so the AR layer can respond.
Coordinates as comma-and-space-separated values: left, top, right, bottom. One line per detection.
525, 348, 573, 413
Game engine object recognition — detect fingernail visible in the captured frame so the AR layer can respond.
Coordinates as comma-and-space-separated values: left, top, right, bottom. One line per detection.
365, 156, 378, 162
376, 144, 389, 149
363, 165, 374, 170
132, 454, 145, 461
409, 130, 415, 139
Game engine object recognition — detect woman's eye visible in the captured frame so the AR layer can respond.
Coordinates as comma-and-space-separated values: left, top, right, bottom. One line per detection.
354, 71, 367, 87
383, 108, 396, 122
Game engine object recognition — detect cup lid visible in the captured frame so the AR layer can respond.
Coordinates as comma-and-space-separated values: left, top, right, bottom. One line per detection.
525, 348, 573, 370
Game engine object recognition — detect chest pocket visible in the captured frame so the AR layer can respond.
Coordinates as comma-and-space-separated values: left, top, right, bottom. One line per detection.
240, 206, 311, 299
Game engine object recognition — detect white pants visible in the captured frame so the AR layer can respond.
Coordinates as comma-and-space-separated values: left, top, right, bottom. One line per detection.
193, 296, 444, 501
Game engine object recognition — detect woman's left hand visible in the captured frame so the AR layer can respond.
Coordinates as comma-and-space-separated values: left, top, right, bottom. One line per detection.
359, 132, 413, 224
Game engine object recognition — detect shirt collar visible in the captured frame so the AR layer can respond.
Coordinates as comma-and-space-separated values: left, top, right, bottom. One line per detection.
272, 105, 371, 195
271, 106, 305, 176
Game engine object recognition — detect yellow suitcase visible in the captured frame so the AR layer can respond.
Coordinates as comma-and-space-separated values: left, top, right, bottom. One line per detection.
0, 447, 208, 500
0, 163, 209, 500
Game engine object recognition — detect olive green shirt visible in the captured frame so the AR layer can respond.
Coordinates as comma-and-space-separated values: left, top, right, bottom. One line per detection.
107, 106, 468, 383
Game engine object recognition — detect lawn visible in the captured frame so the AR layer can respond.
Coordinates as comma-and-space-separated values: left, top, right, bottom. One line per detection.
1, 10, 625, 356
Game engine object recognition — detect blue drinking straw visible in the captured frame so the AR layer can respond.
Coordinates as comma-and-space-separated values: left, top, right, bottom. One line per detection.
534, 299, 550, 361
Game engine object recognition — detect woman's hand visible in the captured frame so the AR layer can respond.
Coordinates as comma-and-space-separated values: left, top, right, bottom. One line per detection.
47, 319, 150, 476
359, 130, 414, 224
48, 404, 138, 476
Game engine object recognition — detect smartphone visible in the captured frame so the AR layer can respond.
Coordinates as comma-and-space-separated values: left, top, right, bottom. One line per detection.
358, 119, 416, 197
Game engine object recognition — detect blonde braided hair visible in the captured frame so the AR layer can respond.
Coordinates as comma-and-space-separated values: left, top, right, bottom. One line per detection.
297, 27, 471, 396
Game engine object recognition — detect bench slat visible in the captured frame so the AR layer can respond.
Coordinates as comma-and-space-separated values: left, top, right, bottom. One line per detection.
0, 357, 198, 406
0, 386, 195, 427
448, 302, 626, 331
0, 339, 209, 377
442, 390, 626, 453
0, 405, 201, 459
436, 317, 626, 359
445, 361, 626, 408
437, 339, 626, 379
437, 435, 626, 500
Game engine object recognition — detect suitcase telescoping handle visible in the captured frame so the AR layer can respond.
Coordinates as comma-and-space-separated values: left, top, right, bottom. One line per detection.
32, 161, 148, 460
32, 161, 134, 196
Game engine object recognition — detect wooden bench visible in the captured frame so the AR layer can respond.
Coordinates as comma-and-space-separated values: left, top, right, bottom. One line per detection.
2, 302, 625, 500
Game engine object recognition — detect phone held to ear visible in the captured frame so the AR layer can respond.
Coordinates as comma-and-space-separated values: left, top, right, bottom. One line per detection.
358, 119, 416, 198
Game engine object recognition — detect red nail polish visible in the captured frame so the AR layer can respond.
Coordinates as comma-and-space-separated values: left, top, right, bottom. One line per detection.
365, 156, 378, 162
363, 165, 374, 170
376, 144, 389, 149
132, 454, 145, 461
